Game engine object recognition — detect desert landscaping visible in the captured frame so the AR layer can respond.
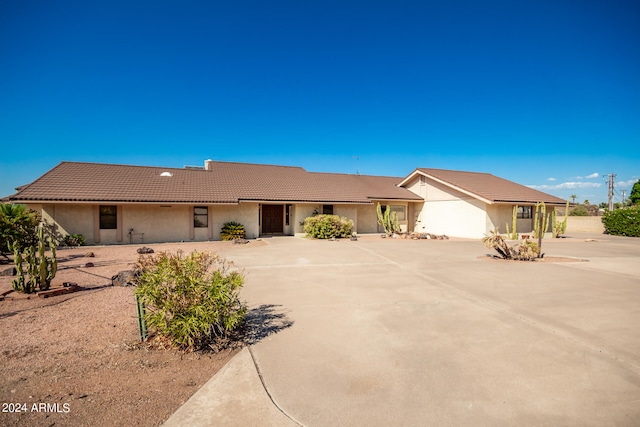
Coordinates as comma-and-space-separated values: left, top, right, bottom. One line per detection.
0, 241, 261, 427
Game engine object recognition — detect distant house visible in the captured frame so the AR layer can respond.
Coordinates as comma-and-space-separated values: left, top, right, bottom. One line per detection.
5, 160, 566, 243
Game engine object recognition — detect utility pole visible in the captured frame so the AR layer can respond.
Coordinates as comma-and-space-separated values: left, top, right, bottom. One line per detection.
607, 173, 616, 211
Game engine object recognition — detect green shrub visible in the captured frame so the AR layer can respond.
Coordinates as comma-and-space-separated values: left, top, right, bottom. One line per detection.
134, 250, 247, 350
220, 222, 246, 241
602, 206, 640, 237
569, 205, 589, 216
0, 203, 40, 255
61, 233, 86, 247
303, 214, 353, 239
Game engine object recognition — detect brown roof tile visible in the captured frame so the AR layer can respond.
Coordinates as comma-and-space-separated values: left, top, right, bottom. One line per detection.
413, 168, 567, 205
9, 161, 421, 204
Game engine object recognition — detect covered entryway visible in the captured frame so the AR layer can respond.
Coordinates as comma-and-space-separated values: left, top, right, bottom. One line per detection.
261, 204, 284, 234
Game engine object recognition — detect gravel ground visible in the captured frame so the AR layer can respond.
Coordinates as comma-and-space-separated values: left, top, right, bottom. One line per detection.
0, 241, 262, 427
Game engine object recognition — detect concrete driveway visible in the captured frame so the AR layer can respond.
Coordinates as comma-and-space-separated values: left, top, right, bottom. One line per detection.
165, 234, 640, 426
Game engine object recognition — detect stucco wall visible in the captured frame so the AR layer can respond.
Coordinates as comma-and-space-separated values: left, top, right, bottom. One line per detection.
334, 205, 358, 230
404, 176, 425, 198
293, 203, 375, 235
356, 205, 379, 233
565, 216, 605, 233
37, 204, 95, 241
423, 178, 463, 202
121, 205, 190, 243
407, 179, 487, 238
31, 202, 260, 244
211, 203, 259, 239
415, 198, 486, 238
293, 204, 320, 234
485, 205, 536, 235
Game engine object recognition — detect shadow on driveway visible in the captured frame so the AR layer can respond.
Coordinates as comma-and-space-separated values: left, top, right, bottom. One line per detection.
241, 304, 294, 346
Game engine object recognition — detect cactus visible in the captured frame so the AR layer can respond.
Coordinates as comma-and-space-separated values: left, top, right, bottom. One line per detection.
533, 202, 550, 239
506, 205, 518, 239
376, 203, 401, 236
552, 200, 569, 238
533, 202, 551, 258
10, 224, 57, 293
11, 245, 27, 292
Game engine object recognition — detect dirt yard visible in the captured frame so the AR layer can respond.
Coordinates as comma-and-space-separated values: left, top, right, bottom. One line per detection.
0, 241, 263, 427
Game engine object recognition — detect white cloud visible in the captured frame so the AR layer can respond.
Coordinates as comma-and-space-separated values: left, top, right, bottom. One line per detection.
617, 179, 638, 188
573, 172, 599, 179
528, 182, 603, 190
547, 177, 556, 181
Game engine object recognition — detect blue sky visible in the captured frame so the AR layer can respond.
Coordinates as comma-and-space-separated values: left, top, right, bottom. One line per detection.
1, 0, 638, 204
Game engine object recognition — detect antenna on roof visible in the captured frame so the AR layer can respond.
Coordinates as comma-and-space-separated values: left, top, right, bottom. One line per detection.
353, 156, 360, 175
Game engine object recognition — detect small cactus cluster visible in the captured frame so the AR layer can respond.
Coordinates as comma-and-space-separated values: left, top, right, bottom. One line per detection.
12, 225, 57, 293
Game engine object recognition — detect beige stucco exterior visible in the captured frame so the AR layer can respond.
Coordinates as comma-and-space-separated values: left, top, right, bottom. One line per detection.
291, 202, 411, 236
485, 204, 536, 236
24, 170, 558, 243
28, 202, 260, 245
404, 175, 545, 239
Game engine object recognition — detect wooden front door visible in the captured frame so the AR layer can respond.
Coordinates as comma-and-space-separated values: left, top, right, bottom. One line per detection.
262, 205, 284, 234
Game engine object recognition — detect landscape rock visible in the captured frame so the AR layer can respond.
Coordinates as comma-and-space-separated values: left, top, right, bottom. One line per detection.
83, 262, 95, 268
85, 252, 95, 257
233, 238, 249, 244
111, 270, 137, 287
137, 247, 154, 254
0, 266, 17, 276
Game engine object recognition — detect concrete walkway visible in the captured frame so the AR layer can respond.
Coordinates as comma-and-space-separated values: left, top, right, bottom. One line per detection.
164, 233, 640, 426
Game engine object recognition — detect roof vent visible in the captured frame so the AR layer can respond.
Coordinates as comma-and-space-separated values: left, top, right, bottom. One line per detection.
160, 171, 173, 177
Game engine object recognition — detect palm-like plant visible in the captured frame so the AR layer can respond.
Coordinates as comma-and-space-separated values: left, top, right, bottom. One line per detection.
220, 222, 246, 241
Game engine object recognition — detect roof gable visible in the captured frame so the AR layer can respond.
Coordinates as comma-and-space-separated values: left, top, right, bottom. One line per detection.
399, 168, 567, 205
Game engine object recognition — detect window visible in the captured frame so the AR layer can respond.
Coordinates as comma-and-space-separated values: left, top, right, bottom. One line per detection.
194, 206, 208, 228
517, 206, 532, 219
99, 205, 117, 229
389, 205, 406, 221
285, 204, 291, 226
322, 205, 334, 215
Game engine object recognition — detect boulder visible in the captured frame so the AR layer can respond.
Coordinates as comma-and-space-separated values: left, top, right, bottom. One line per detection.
112, 270, 137, 287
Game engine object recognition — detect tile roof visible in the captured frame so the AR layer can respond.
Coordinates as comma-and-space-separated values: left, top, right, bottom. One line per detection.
8, 161, 422, 204
412, 168, 567, 205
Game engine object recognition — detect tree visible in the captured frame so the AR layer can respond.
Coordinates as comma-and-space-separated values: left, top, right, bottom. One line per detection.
583, 199, 590, 205
630, 179, 640, 205
570, 194, 577, 204
0, 204, 41, 256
